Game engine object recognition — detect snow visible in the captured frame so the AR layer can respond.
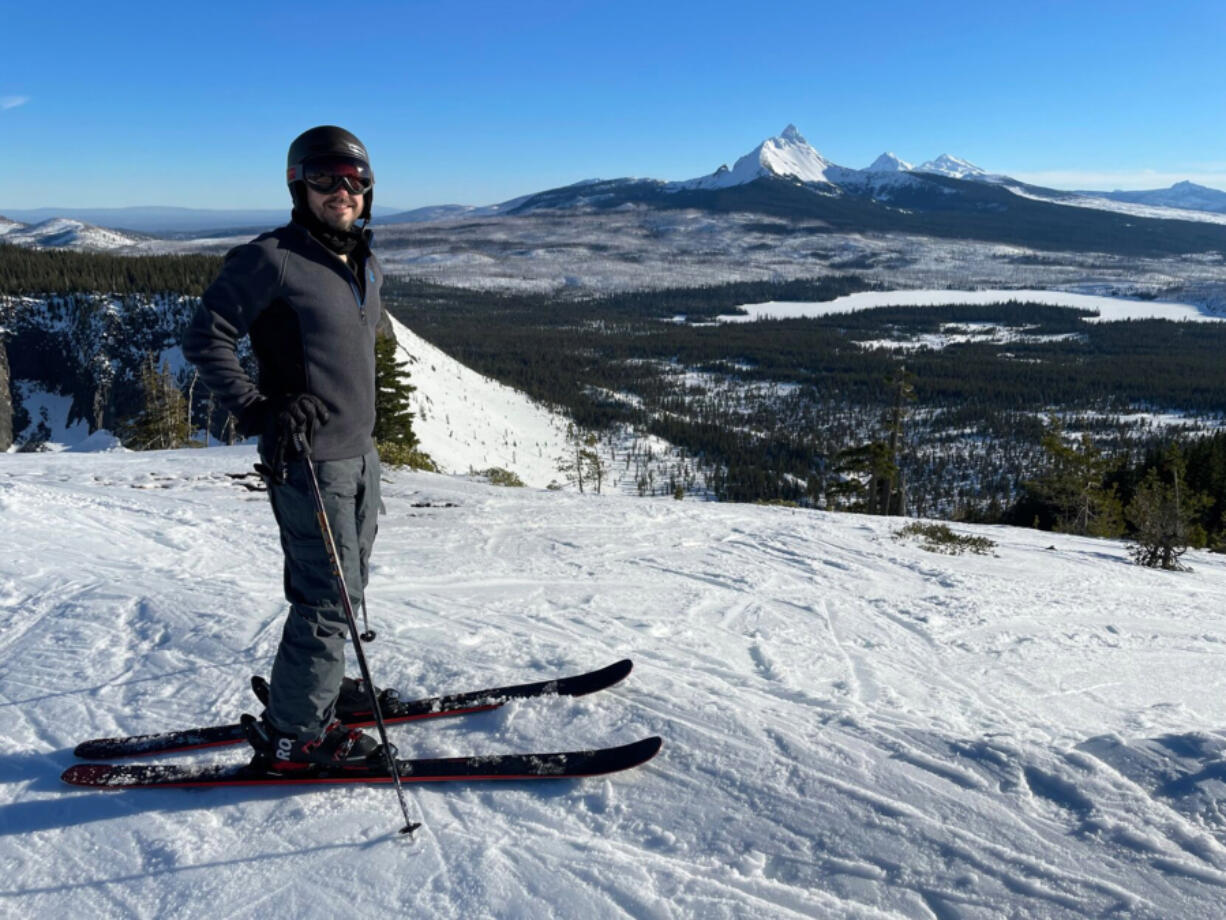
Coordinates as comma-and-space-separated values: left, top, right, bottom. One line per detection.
914, 154, 993, 181
5, 446, 1226, 917
1003, 183, 1226, 228
2, 217, 141, 250
388, 315, 574, 486
10, 383, 92, 450
866, 153, 913, 173
722, 289, 1225, 324
675, 125, 836, 190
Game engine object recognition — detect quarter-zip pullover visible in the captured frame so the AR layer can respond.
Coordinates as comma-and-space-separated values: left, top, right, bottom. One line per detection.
182, 221, 383, 461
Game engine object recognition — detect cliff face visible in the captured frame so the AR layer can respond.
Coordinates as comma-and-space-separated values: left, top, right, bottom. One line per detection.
0, 338, 11, 451
2, 293, 208, 445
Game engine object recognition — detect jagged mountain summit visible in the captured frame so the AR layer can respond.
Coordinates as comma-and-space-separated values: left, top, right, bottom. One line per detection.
678, 124, 839, 190
675, 127, 990, 190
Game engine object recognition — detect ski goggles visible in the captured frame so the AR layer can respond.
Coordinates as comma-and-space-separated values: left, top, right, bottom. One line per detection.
288, 155, 373, 195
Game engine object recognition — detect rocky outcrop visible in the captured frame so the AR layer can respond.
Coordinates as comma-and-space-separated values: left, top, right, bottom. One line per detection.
0, 337, 12, 451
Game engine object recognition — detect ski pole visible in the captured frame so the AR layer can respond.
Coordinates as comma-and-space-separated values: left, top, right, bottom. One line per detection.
295, 434, 420, 837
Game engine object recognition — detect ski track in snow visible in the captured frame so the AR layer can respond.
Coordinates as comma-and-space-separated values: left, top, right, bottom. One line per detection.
4, 448, 1226, 918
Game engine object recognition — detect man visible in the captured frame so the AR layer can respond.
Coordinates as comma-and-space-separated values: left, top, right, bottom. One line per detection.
182, 126, 385, 766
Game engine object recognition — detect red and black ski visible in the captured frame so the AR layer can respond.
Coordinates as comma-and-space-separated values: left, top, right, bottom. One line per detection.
74, 659, 633, 760
62, 736, 662, 789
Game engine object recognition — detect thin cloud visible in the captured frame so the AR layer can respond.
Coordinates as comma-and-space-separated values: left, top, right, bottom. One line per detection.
1, 95, 30, 110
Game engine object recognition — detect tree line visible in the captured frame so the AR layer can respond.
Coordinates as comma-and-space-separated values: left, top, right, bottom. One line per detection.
0, 243, 222, 296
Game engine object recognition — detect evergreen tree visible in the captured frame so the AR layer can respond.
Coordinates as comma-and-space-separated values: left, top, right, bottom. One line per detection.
829, 441, 895, 513
881, 365, 915, 515
120, 354, 190, 450
1025, 417, 1124, 537
1126, 445, 1210, 570
372, 334, 417, 447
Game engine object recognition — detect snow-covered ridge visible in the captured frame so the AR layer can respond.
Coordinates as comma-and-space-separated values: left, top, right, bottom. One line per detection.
1005, 183, 1226, 227
866, 152, 913, 173
2, 217, 142, 250
914, 153, 995, 180
5, 446, 1226, 917
1076, 180, 1226, 214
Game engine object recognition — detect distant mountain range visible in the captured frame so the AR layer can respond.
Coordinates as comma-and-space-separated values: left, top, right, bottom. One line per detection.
0, 205, 400, 237
1077, 180, 1226, 214
4, 127, 1226, 257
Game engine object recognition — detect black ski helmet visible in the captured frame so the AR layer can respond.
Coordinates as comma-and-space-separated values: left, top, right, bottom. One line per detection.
286, 125, 374, 222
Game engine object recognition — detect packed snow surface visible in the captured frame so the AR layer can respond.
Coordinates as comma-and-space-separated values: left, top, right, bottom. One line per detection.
723, 289, 1224, 324
5, 447, 1226, 918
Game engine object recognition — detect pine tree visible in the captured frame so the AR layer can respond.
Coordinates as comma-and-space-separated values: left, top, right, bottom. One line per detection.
1126, 445, 1210, 570
881, 365, 915, 516
1025, 417, 1124, 537
372, 333, 417, 447
120, 354, 190, 450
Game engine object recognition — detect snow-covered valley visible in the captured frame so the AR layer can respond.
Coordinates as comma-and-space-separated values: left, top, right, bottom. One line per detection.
4, 446, 1226, 918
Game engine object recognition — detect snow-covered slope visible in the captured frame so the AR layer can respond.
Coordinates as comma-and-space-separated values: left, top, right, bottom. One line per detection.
1079, 181, 1226, 214
914, 154, 1003, 182
1005, 183, 1226, 227
0, 215, 23, 236
866, 152, 913, 173
388, 314, 572, 486
3, 217, 142, 250
5, 447, 1226, 918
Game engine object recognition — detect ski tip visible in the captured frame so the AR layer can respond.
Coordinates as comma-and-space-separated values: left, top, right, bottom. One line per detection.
73, 740, 105, 759
605, 658, 633, 681
62, 763, 112, 787
638, 736, 663, 759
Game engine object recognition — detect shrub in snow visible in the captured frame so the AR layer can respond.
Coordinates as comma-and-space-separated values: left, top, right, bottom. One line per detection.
894, 521, 996, 556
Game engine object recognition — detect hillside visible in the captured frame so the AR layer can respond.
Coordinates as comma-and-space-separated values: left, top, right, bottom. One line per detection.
4, 447, 1226, 918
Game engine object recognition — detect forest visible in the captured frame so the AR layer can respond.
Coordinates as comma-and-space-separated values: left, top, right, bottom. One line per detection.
385, 275, 1226, 541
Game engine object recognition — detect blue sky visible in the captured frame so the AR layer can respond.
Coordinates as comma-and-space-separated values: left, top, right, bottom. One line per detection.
2, 0, 1224, 210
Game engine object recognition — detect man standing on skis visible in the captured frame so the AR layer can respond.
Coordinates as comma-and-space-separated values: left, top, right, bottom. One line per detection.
182, 126, 385, 767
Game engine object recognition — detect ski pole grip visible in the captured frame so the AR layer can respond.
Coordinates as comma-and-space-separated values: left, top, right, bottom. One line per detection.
293, 430, 312, 458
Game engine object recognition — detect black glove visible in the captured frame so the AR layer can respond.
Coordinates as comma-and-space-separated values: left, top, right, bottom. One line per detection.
277, 394, 331, 443
238, 394, 330, 449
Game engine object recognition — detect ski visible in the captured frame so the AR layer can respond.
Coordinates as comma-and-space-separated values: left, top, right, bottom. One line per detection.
73, 659, 634, 760
62, 736, 662, 789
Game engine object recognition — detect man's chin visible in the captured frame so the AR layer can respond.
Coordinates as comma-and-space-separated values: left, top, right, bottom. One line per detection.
321, 214, 356, 232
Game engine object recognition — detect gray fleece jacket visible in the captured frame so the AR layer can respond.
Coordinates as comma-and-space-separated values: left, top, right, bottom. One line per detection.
182, 220, 383, 462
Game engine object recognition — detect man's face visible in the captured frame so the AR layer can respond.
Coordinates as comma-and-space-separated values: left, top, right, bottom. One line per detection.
306, 183, 363, 232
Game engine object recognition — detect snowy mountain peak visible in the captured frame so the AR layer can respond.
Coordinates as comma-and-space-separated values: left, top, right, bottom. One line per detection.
866, 152, 913, 173
677, 124, 835, 190
916, 154, 986, 179
780, 123, 805, 143
756, 124, 832, 181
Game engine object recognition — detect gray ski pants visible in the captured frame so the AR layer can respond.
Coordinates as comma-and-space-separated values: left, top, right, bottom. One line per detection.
263, 449, 380, 737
